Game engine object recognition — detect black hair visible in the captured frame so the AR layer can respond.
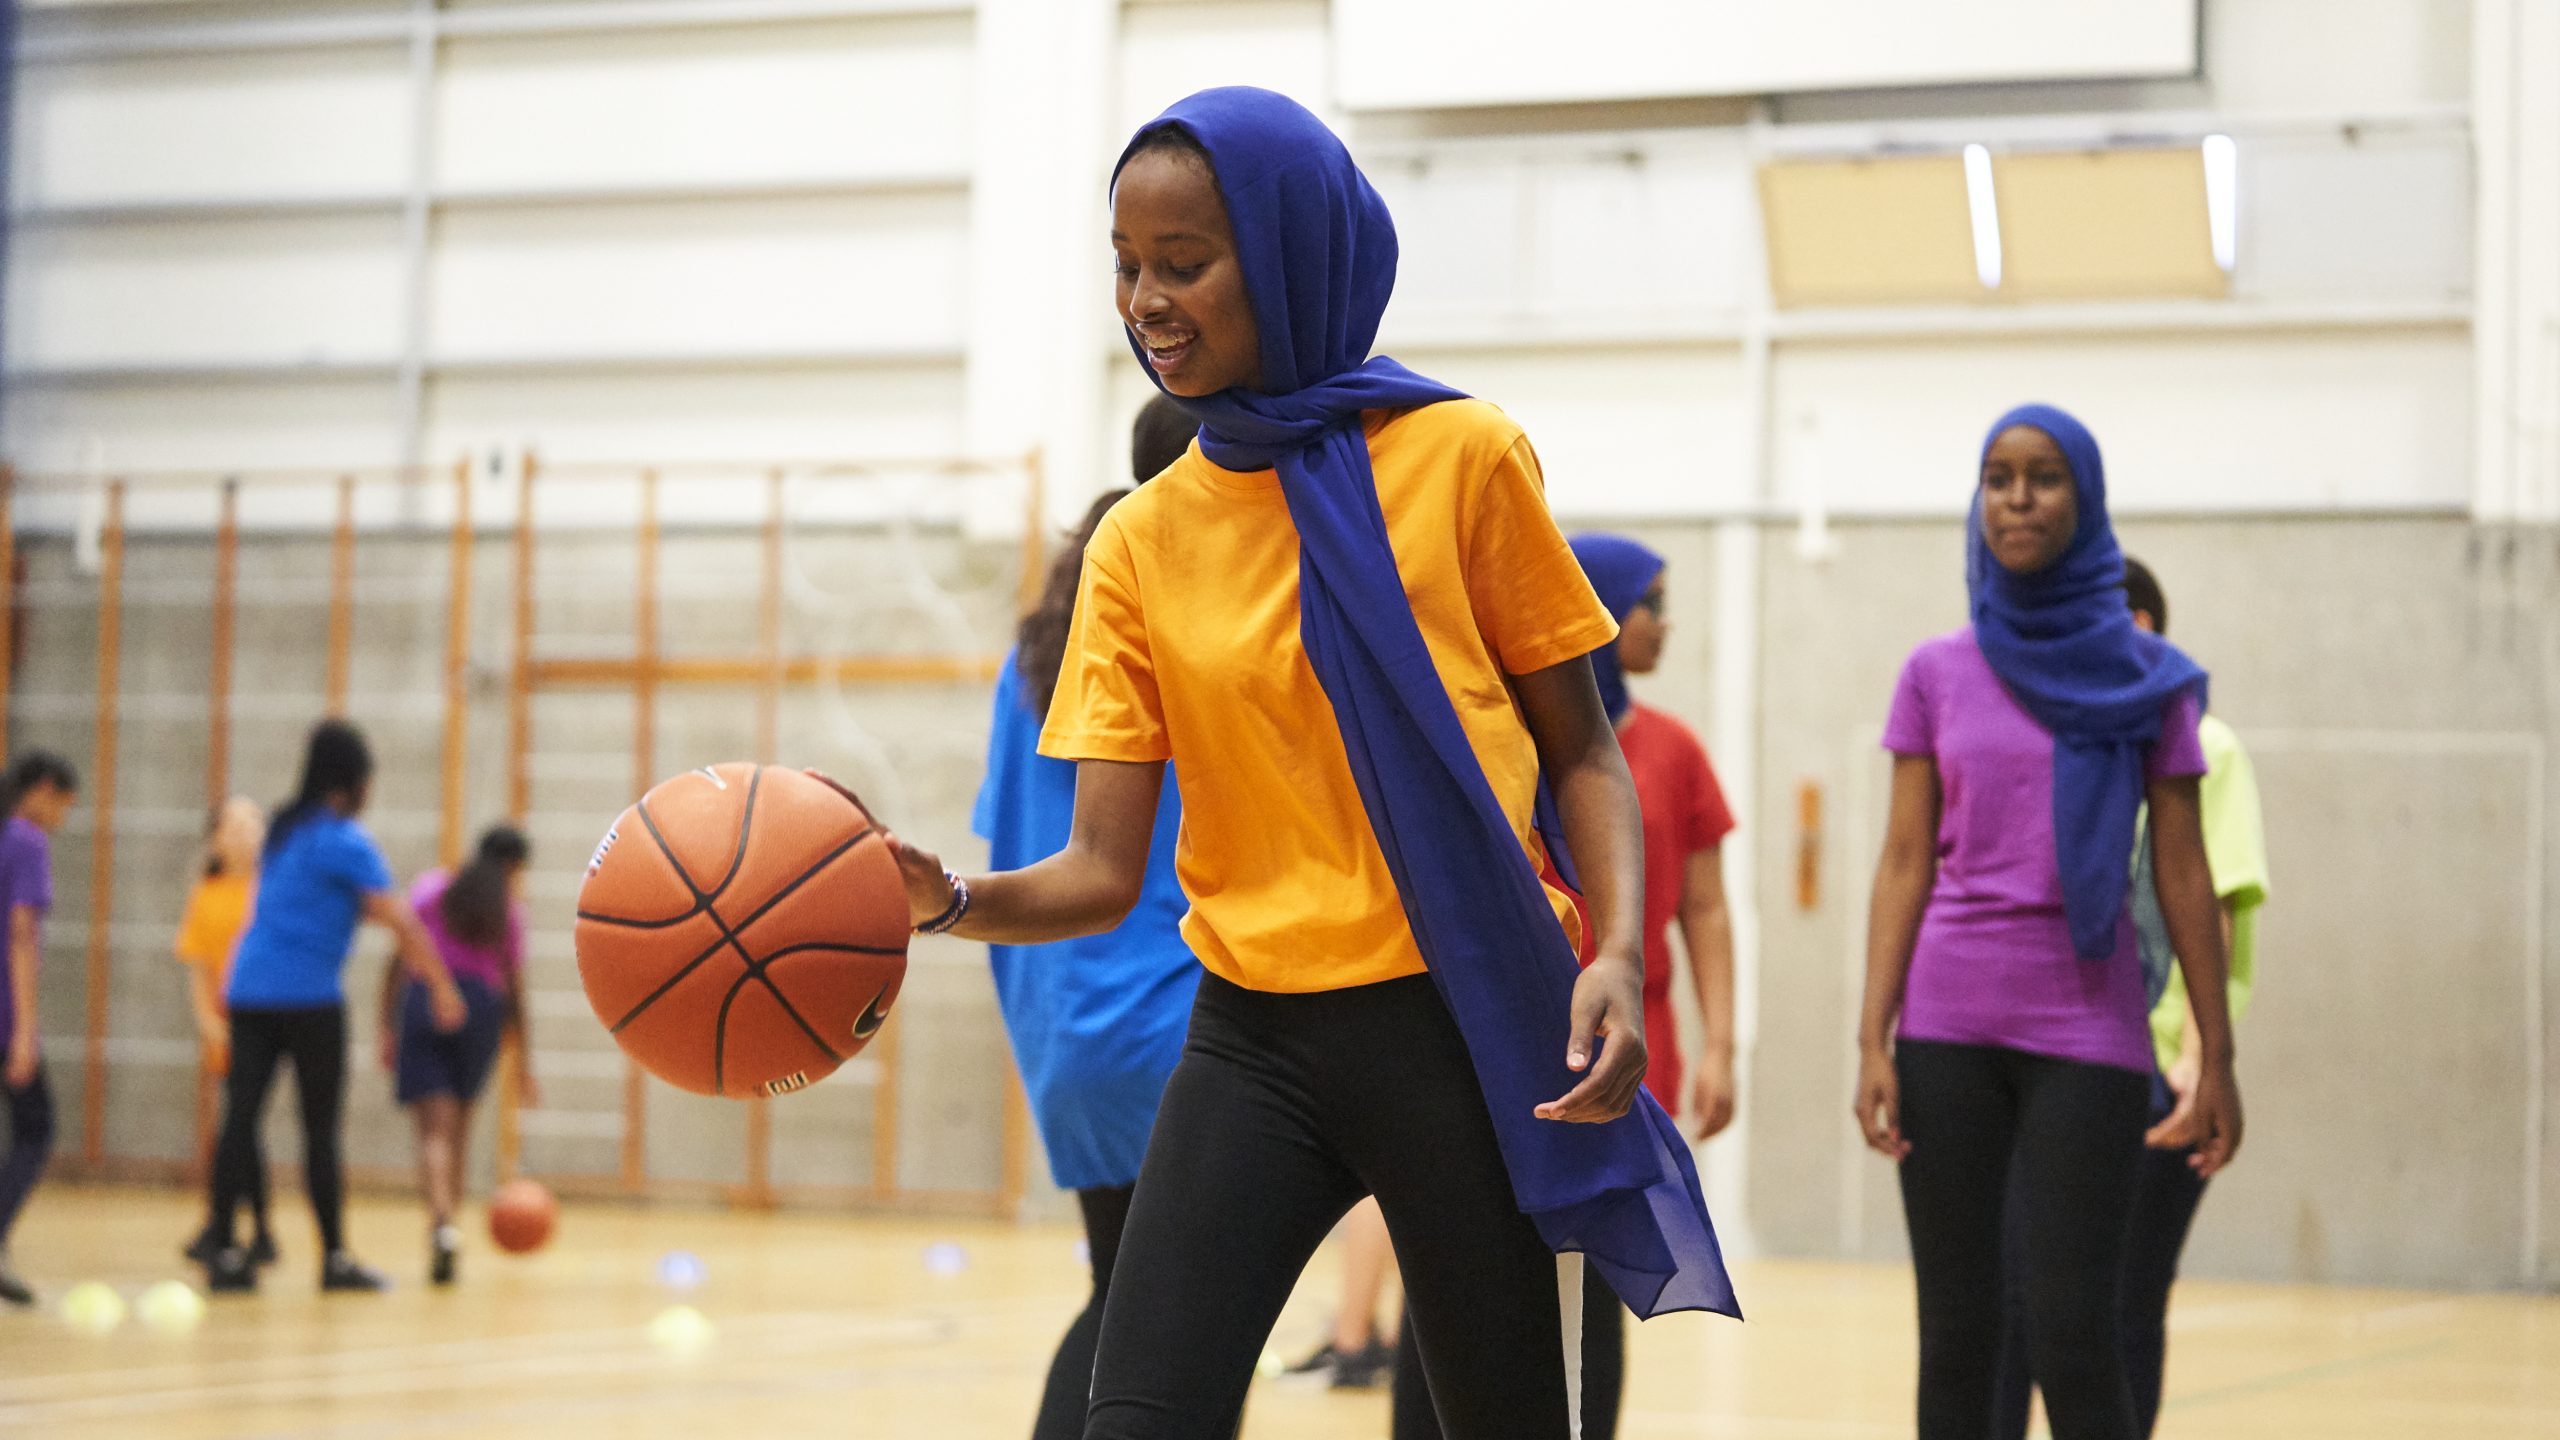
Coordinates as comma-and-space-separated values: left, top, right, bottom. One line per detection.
0, 751, 78, 820
1015, 490, 1133, 717
267, 719, 373, 858
2121, 555, 2169, 636
1126, 122, 1213, 174
1130, 393, 1196, 483
439, 823, 529, 951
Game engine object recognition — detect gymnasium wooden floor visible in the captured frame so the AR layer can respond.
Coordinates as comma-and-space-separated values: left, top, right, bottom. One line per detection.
1, 1186, 2553, 1439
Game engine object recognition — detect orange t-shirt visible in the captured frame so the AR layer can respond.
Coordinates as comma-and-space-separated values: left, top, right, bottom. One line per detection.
174, 872, 254, 994
1040, 399, 1617, 994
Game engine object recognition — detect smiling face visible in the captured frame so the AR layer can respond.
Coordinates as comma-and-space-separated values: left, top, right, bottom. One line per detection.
1978, 425, 2081, 576
1617, 577, 1668, 675
1111, 142, 1262, 398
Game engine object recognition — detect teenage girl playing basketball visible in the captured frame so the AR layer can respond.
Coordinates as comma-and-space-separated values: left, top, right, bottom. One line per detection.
873, 88, 1734, 1439
385, 823, 533, 1286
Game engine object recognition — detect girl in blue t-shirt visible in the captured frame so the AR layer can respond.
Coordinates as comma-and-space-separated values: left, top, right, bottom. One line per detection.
196, 720, 469, 1294
973, 398, 1201, 1440
0, 751, 78, 1309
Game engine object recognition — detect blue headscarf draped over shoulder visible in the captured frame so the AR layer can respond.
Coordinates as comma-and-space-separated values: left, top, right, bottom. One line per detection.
1968, 403, 2208, 960
1114, 87, 1736, 1321
1568, 534, 1666, 724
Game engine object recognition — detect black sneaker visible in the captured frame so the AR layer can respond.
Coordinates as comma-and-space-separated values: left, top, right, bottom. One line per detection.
1328, 1339, 1393, 1391
320, 1251, 390, 1293
205, 1246, 258, 1294
430, 1226, 459, 1287
249, 1232, 279, 1268
1281, 1341, 1344, 1382
182, 1228, 222, 1266
0, 1257, 33, 1308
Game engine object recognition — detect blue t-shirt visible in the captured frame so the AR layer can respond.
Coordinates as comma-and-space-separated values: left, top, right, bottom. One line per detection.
227, 811, 395, 1010
973, 653, 1197, 1191
0, 817, 55, 1043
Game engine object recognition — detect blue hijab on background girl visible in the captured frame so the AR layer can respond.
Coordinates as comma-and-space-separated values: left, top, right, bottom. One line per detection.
1567, 536, 1667, 724
1113, 86, 1733, 1319
1968, 403, 2206, 957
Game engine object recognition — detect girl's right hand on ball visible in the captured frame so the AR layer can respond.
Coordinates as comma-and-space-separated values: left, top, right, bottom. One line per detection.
801, 769, 951, 928
884, 834, 954, 929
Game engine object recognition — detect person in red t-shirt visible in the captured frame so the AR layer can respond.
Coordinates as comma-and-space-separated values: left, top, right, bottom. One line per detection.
1568, 533, 1739, 1141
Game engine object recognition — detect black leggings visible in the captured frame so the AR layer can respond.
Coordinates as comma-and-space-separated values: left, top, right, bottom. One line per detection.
0, 1063, 54, 1247
1085, 972, 1574, 1440
1993, 1108, 2211, 1440
1033, 1186, 1134, 1440
1895, 1039, 2148, 1440
1389, 1265, 1626, 1440
211, 1006, 348, 1254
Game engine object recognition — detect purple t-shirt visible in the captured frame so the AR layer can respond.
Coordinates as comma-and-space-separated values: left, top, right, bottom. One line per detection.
410, 870, 524, 992
1883, 628, 2206, 1073
0, 817, 54, 1041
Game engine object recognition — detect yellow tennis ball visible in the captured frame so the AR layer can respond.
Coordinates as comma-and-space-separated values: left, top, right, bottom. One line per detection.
137, 1280, 207, 1335
61, 1281, 127, 1335
647, 1304, 716, 1355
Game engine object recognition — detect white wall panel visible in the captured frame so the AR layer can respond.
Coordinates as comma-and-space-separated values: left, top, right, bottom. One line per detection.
1, 379, 406, 476
435, 18, 975, 191
6, 215, 406, 367
11, 48, 410, 205
2238, 130, 2472, 302
1116, 0, 1331, 136
427, 193, 968, 358
1769, 330, 2473, 515
1335, 0, 2197, 111
1398, 346, 1751, 519
426, 364, 965, 471
2203, 0, 2472, 111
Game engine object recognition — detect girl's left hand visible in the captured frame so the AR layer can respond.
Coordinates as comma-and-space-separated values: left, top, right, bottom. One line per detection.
1537, 954, 1648, 1124
2143, 1048, 2206, 1151
2184, 1060, 2244, 1178
1688, 1052, 1737, 1142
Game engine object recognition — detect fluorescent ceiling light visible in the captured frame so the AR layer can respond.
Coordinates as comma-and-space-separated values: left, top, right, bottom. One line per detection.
1962, 143, 2002, 291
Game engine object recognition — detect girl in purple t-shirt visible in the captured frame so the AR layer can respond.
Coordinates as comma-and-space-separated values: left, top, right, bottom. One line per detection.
1854, 405, 2244, 1440
0, 752, 77, 1309
383, 824, 531, 1285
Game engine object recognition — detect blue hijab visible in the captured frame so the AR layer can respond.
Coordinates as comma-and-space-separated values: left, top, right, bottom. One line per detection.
1969, 404, 2208, 960
1568, 534, 1666, 724
1115, 88, 1735, 1321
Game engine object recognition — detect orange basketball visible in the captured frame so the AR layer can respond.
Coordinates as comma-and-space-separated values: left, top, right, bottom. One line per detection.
488, 1178, 557, 1254
575, 764, 909, 1099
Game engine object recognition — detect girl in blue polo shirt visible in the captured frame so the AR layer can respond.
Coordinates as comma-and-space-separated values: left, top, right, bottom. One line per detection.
196, 720, 468, 1294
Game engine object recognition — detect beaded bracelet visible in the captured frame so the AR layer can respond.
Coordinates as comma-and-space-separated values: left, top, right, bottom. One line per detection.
914, 870, 972, 936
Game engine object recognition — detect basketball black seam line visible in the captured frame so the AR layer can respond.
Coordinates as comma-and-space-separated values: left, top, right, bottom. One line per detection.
575, 764, 767, 930
606, 827, 884, 1036
751, 969, 846, 1067
711, 942, 866, 1092
607, 827, 880, 1034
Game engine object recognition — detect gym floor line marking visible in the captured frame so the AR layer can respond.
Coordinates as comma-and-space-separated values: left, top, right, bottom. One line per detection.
0, 1303, 1077, 1428
234, 1356, 1044, 1440
2160, 1339, 2456, 1415
0, 1293, 1079, 1415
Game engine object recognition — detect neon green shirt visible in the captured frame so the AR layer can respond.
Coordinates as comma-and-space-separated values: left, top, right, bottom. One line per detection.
2151, 714, 2269, 1070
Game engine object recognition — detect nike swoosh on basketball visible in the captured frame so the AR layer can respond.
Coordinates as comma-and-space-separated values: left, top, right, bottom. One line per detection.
853, 985, 893, 1040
